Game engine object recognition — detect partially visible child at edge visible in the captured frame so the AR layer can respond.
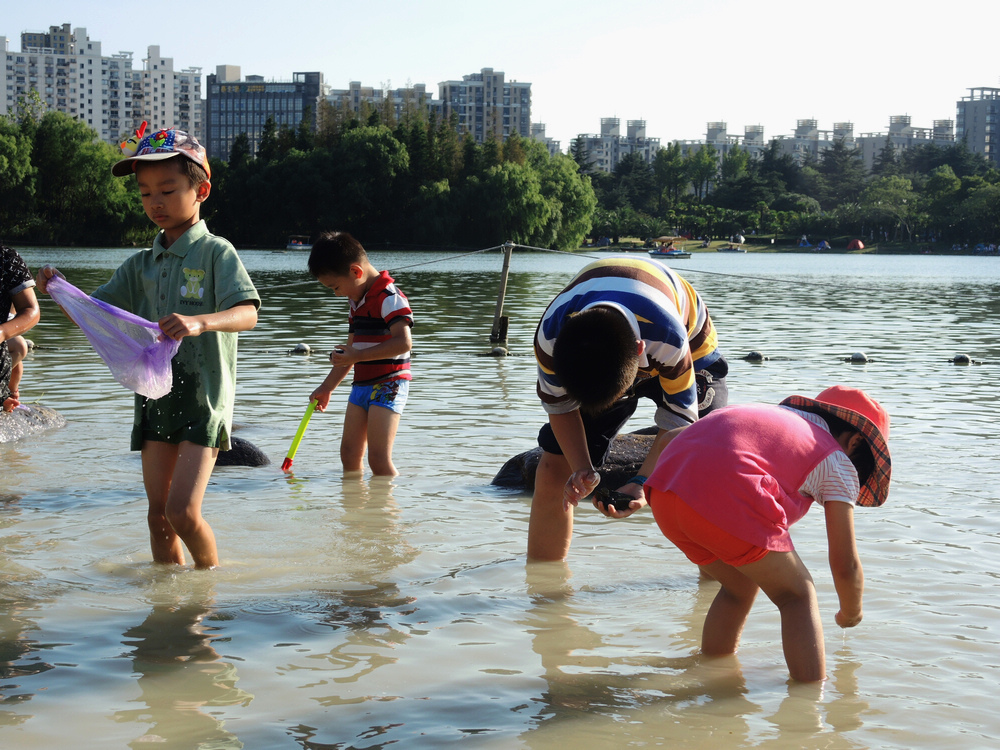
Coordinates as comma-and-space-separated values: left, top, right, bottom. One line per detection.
1, 244, 41, 412
34, 129, 260, 569
308, 231, 413, 477
643, 386, 891, 682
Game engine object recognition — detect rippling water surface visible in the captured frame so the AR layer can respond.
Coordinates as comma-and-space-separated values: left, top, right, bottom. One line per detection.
2, 247, 999, 748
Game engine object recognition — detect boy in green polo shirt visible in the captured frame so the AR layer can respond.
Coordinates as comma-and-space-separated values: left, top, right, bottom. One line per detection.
35, 128, 260, 569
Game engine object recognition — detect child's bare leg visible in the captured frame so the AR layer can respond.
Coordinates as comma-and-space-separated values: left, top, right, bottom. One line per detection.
527, 450, 574, 562
142, 441, 186, 565
698, 560, 759, 657
366, 405, 400, 476
142, 440, 220, 569
735, 550, 825, 682
2, 336, 28, 411
340, 402, 369, 473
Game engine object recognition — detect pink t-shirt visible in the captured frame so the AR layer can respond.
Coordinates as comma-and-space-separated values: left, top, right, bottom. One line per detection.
645, 404, 843, 551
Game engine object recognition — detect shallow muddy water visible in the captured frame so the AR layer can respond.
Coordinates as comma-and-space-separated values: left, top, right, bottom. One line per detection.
2, 246, 999, 748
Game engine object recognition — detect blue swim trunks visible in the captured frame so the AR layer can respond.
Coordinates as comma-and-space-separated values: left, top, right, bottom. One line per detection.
348, 379, 409, 414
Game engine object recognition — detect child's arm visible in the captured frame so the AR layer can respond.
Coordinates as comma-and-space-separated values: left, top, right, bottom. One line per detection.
0, 287, 40, 343
310, 334, 355, 412
330, 318, 411, 369
824, 500, 864, 628
157, 300, 258, 340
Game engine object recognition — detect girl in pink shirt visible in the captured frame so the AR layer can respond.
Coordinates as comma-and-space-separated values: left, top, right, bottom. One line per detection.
643, 386, 891, 682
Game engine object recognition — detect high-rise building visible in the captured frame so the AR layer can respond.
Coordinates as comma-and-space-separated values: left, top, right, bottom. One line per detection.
1, 26, 133, 143
574, 118, 660, 173
204, 65, 325, 160
439, 68, 530, 143
857, 116, 954, 171
131, 45, 202, 143
530, 122, 561, 157
325, 81, 443, 124
2, 25, 201, 146
956, 87, 1000, 169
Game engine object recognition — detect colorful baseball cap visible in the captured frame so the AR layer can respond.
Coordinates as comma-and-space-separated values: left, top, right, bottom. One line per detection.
780, 386, 891, 507
112, 127, 211, 179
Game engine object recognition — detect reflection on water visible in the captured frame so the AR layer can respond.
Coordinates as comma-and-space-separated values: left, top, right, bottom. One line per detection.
116, 590, 253, 749
1, 249, 999, 747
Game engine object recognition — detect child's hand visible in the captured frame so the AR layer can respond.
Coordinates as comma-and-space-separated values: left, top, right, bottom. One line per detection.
34, 265, 65, 295
330, 346, 358, 368
593, 482, 647, 518
835, 609, 863, 628
563, 469, 600, 510
310, 388, 332, 412
158, 313, 205, 340
2, 389, 19, 412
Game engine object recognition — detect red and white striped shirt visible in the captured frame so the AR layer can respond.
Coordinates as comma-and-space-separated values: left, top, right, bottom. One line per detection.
349, 270, 413, 385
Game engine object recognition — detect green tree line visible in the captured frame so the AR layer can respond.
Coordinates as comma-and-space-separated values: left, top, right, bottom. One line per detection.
576, 136, 1000, 246
4, 88, 999, 250
0, 94, 596, 250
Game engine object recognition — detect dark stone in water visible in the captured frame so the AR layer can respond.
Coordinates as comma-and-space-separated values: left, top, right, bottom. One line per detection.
217, 436, 270, 467
492, 428, 656, 492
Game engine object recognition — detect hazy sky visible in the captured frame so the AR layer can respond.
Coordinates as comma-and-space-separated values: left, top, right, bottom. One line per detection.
5, 0, 998, 151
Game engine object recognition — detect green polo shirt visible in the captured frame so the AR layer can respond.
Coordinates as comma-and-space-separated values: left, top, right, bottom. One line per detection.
93, 221, 260, 450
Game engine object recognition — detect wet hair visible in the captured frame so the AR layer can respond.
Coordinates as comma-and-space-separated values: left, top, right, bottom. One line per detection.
133, 155, 208, 188
552, 306, 639, 415
817, 411, 875, 486
308, 231, 368, 278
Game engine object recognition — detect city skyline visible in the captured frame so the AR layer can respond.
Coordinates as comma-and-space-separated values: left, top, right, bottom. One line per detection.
4, 0, 998, 152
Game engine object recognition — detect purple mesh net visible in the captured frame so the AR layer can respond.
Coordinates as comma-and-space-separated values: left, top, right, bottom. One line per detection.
48, 275, 180, 399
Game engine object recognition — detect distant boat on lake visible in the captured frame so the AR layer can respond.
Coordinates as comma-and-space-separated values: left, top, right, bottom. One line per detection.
287, 235, 312, 250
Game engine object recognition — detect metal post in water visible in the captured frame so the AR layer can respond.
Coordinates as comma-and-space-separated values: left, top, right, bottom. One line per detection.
489, 240, 515, 351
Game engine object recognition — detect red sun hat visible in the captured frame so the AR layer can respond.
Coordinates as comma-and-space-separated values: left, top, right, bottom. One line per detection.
780, 386, 891, 507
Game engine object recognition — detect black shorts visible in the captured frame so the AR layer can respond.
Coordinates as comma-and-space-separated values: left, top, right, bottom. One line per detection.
537, 358, 729, 467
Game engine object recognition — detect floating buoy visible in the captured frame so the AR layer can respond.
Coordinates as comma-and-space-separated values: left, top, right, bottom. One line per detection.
952, 353, 972, 365
744, 351, 767, 362
291, 343, 311, 355
488, 346, 510, 357
850, 351, 869, 363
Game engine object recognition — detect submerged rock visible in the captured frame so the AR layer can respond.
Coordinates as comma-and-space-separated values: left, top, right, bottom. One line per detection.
217, 435, 270, 467
0, 404, 67, 444
492, 429, 655, 493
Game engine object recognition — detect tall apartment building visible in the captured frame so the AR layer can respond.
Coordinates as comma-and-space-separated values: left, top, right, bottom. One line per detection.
530, 122, 561, 157
675, 122, 769, 161
439, 68, 530, 143
204, 65, 325, 160
769, 119, 856, 164
956, 87, 1000, 169
574, 118, 660, 173
1, 25, 133, 143
857, 116, 954, 171
2, 25, 201, 146
325, 81, 443, 123
132, 45, 202, 143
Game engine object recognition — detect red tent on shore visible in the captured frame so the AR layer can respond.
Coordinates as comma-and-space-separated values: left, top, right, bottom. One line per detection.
847, 239, 865, 250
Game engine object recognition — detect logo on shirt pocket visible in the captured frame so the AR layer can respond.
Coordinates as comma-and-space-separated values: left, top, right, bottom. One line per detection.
181, 268, 206, 300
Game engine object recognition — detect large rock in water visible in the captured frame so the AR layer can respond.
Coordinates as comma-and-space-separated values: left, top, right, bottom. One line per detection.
0, 404, 67, 443
216, 435, 270, 467
492, 428, 656, 492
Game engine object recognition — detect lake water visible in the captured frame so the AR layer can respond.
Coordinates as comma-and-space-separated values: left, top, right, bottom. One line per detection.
2, 246, 999, 748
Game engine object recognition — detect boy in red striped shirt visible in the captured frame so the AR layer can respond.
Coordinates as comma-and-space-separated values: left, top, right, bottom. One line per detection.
308, 232, 413, 476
